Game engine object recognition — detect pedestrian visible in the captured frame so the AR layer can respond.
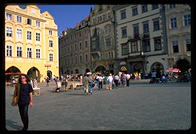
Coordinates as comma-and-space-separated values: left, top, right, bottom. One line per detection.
97, 74, 103, 89
11, 74, 33, 131
114, 74, 119, 88
83, 73, 89, 95
88, 73, 93, 94
126, 73, 131, 87
55, 77, 61, 93
46, 76, 49, 86
64, 77, 68, 92
108, 73, 113, 90
104, 74, 109, 90
122, 73, 127, 87
151, 70, 157, 83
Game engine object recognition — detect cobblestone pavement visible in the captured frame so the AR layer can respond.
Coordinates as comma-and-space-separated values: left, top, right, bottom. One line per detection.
5, 80, 191, 130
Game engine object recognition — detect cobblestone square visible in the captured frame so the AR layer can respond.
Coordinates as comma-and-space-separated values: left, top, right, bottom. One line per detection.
5, 81, 191, 130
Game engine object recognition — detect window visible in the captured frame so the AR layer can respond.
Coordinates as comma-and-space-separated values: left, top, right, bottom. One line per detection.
27, 18, 32, 25
186, 39, 191, 51
36, 21, 40, 27
152, 4, 158, 10
153, 19, 160, 31
132, 7, 138, 16
80, 55, 82, 63
131, 41, 138, 53
121, 43, 128, 56
27, 31, 31, 40
142, 39, 150, 52
17, 46, 22, 57
49, 40, 53, 47
85, 54, 88, 62
172, 41, 179, 53
120, 9, 126, 19
184, 14, 191, 26
142, 5, 148, 13
143, 22, 149, 33
49, 30, 52, 35
154, 37, 162, 51
36, 33, 40, 41
85, 41, 88, 48
49, 54, 53, 61
6, 13, 12, 20
6, 45, 12, 57
17, 16, 22, 23
121, 26, 127, 38
170, 17, 177, 29
104, 25, 111, 34
80, 42, 82, 49
6, 27, 12, 37
36, 49, 40, 58
27, 48, 32, 58
133, 24, 139, 36
16, 29, 22, 39
169, 4, 176, 9
105, 38, 111, 48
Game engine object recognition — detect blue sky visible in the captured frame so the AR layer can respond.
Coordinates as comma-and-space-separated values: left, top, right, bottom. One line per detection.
37, 5, 94, 36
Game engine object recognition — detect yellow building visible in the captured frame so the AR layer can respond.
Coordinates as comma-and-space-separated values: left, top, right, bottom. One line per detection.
5, 5, 59, 83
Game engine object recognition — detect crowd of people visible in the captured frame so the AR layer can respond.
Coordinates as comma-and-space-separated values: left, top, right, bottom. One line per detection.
43, 69, 191, 94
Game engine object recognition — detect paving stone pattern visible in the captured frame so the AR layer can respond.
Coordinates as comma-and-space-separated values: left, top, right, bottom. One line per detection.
5, 80, 191, 130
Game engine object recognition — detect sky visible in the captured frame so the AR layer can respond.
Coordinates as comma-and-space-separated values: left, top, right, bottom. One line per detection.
37, 5, 94, 36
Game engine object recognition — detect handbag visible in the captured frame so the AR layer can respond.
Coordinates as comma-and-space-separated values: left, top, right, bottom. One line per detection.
11, 83, 20, 106
11, 96, 18, 106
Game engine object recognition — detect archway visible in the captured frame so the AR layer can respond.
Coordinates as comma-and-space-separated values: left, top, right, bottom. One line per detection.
75, 69, 79, 74
176, 59, 190, 72
5, 66, 21, 83
47, 70, 52, 80
85, 68, 90, 73
95, 65, 106, 74
27, 67, 40, 82
6, 66, 21, 73
151, 62, 164, 78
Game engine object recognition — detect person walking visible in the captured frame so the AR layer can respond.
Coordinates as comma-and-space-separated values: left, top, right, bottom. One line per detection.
108, 73, 113, 90
83, 73, 89, 95
88, 73, 93, 94
11, 74, 33, 131
46, 76, 49, 87
114, 74, 119, 88
56, 77, 61, 93
126, 73, 131, 87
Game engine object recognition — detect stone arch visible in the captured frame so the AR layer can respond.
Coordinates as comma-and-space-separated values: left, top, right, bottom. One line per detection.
5, 66, 21, 73
175, 58, 190, 72
151, 62, 164, 78
27, 67, 40, 82
95, 65, 106, 74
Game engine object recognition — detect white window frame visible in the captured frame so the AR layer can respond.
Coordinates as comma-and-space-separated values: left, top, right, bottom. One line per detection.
27, 31, 32, 40
6, 13, 12, 21
36, 49, 41, 58
6, 27, 12, 37
17, 16, 22, 23
36, 33, 40, 41
36, 20, 40, 27
49, 53, 53, 61
16, 29, 22, 39
17, 46, 22, 57
27, 48, 32, 58
6, 45, 12, 57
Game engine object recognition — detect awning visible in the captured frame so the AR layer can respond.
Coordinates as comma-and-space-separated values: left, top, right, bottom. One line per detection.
166, 68, 180, 73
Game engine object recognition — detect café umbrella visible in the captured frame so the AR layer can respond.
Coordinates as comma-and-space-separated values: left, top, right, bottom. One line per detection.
166, 68, 180, 73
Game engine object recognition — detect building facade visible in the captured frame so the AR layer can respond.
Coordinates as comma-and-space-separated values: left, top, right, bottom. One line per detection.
5, 5, 59, 82
89, 5, 116, 74
113, 4, 169, 76
165, 4, 191, 72
59, 16, 91, 75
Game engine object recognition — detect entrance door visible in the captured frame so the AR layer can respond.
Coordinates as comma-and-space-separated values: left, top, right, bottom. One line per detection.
47, 70, 52, 80
27, 67, 40, 82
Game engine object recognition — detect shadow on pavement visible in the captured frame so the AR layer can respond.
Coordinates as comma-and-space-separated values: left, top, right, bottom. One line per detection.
6, 119, 22, 130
